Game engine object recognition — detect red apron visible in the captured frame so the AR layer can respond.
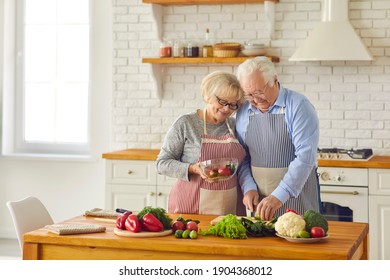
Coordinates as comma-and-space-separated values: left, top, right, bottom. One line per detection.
168, 109, 246, 215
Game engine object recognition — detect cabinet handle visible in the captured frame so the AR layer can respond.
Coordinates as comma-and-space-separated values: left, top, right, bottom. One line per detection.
157, 192, 162, 196
320, 190, 359, 195
127, 170, 133, 174
148, 192, 155, 196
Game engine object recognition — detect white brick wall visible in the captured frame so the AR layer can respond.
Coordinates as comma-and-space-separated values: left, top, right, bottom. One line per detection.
112, 0, 390, 155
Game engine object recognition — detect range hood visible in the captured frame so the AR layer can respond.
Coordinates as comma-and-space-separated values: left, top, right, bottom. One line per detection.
289, 0, 372, 61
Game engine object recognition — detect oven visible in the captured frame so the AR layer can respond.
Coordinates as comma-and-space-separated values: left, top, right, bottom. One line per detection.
317, 148, 372, 223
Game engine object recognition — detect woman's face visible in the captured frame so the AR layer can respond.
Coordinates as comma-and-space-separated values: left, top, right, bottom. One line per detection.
206, 95, 238, 124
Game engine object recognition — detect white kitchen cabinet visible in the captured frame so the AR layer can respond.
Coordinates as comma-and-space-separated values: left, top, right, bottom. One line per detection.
105, 160, 175, 211
369, 169, 390, 260
156, 173, 176, 209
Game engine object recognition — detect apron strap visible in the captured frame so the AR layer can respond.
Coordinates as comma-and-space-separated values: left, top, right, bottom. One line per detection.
203, 108, 234, 135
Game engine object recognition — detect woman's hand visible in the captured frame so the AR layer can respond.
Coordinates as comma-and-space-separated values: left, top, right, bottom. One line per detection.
188, 163, 208, 180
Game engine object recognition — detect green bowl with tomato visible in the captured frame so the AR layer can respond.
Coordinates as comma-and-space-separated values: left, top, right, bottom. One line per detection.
200, 158, 238, 182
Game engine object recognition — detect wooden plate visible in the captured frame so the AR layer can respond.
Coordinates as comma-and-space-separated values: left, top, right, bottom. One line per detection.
276, 233, 329, 243
114, 228, 172, 238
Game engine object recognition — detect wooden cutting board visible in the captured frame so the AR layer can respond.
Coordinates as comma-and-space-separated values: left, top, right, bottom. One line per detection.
94, 218, 117, 223
114, 228, 172, 238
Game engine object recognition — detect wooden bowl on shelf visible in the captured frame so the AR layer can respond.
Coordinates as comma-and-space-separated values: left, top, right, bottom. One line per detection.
213, 42, 241, 57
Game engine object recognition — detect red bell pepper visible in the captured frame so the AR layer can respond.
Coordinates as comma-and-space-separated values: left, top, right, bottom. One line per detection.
141, 213, 163, 232
116, 211, 132, 230
125, 214, 141, 233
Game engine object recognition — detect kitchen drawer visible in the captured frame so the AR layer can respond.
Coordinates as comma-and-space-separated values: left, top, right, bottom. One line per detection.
369, 169, 390, 195
105, 184, 154, 211
156, 185, 172, 209
106, 160, 157, 185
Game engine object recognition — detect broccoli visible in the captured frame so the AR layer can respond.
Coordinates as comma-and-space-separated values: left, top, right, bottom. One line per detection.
304, 210, 328, 234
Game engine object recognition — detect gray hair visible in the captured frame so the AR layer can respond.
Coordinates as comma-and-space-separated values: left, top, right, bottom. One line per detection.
201, 71, 245, 105
236, 56, 278, 87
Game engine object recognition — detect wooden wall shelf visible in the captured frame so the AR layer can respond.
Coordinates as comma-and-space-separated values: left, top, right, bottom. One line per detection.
143, 56, 279, 99
142, 56, 279, 64
143, 0, 278, 5
142, 0, 280, 98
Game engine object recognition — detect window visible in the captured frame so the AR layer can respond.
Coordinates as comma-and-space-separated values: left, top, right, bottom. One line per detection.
4, 0, 90, 155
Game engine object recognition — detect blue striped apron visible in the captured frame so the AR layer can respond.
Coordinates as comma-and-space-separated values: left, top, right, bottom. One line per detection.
245, 106, 320, 217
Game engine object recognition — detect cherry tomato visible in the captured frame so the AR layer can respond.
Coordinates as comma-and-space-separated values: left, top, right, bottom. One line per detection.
171, 220, 185, 233
310, 226, 325, 238
186, 221, 199, 232
218, 166, 231, 177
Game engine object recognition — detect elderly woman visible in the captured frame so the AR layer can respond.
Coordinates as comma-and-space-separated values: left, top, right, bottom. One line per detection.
156, 71, 246, 216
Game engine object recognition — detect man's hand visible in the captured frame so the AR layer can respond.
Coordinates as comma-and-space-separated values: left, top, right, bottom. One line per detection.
243, 190, 259, 212
256, 195, 282, 221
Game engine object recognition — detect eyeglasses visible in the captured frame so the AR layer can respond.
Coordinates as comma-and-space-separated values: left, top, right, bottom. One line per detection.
215, 96, 239, 110
243, 82, 270, 99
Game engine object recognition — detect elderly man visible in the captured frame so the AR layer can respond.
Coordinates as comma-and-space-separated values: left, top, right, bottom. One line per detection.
235, 56, 321, 221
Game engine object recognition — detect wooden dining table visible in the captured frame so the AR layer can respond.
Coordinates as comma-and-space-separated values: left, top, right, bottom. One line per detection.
22, 213, 369, 260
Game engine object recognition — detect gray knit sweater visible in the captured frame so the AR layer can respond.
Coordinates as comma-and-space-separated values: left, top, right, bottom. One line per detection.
156, 111, 236, 182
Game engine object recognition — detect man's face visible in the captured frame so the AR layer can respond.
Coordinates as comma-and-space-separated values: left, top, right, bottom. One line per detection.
240, 71, 278, 113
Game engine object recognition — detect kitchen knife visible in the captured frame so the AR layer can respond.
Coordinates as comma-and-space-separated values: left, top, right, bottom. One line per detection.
115, 208, 132, 214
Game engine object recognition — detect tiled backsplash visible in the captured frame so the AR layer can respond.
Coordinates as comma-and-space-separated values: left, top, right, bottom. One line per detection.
112, 0, 390, 154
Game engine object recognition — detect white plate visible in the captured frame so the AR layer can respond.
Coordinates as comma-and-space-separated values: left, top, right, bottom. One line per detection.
241, 49, 266, 56
276, 233, 329, 243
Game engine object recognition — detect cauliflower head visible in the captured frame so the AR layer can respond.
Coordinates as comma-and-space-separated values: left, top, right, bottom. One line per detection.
275, 212, 306, 238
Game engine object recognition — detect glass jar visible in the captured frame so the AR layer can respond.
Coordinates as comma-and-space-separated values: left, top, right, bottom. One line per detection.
191, 45, 199, 57
203, 45, 213, 57
184, 42, 193, 57
159, 42, 172, 58
185, 42, 200, 57
172, 41, 180, 57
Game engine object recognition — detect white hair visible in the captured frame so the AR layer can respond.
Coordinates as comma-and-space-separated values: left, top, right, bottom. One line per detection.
236, 56, 278, 87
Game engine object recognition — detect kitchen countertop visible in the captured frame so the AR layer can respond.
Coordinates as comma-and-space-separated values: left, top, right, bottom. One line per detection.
102, 148, 160, 161
102, 149, 390, 168
23, 213, 368, 260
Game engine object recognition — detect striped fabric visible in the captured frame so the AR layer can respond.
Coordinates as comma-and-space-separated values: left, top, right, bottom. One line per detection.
248, 113, 295, 168
245, 109, 320, 217
168, 110, 246, 215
